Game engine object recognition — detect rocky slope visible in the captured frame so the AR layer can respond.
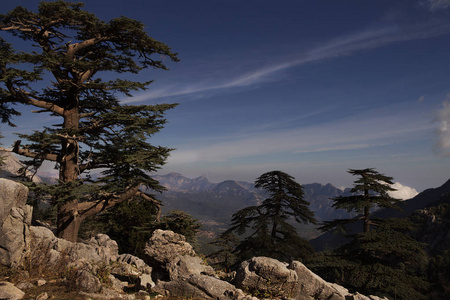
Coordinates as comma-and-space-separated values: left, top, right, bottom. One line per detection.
0, 178, 387, 300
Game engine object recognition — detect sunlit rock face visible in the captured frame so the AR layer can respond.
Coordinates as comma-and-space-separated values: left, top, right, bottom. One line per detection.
0, 179, 31, 268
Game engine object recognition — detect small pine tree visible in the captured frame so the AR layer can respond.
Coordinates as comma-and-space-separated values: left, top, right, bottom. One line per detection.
224, 171, 317, 262
320, 168, 401, 233
79, 199, 160, 258
312, 168, 430, 299
207, 231, 240, 271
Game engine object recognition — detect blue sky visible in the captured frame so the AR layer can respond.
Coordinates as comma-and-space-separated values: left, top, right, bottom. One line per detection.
2, 0, 450, 192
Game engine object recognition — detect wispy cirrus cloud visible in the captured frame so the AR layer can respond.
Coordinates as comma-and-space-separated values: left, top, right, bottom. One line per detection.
426, 0, 450, 11
122, 20, 450, 104
167, 108, 434, 164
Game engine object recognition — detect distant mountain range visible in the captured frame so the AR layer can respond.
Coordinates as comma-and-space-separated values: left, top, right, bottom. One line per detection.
151, 172, 357, 240
2, 152, 449, 251
310, 178, 450, 251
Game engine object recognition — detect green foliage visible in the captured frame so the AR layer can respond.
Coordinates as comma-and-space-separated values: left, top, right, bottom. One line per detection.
310, 168, 432, 299
308, 223, 430, 299
207, 231, 240, 271
80, 207, 201, 258
80, 198, 159, 258
320, 168, 401, 234
223, 171, 317, 263
409, 199, 450, 299
0, 1, 179, 240
428, 250, 450, 299
159, 210, 201, 249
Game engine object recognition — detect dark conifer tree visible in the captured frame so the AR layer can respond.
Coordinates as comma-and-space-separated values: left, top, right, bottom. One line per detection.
0, 1, 178, 242
312, 168, 430, 299
320, 168, 401, 233
207, 231, 240, 271
224, 171, 317, 262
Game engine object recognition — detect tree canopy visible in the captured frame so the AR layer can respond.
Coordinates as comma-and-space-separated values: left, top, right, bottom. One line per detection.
320, 168, 401, 234
0, 1, 179, 242
310, 168, 429, 299
223, 170, 317, 262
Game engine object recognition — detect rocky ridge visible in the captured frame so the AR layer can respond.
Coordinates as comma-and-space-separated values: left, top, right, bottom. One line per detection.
0, 178, 387, 299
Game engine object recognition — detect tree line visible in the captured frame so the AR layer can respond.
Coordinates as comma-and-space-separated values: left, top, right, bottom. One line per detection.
209, 169, 450, 300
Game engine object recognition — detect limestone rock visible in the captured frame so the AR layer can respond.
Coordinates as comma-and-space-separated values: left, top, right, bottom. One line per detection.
75, 268, 102, 293
167, 255, 216, 280
86, 234, 119, 261
234, 257, 388, 300
36, 292, 49, 300
28, 226, 153, 294
0, 179, 29, 223
80, 288, 137, 299
289, 260, 346, 299
109, 275, 129, 291
36, 278, 46, 286
144, 229, 195, 267
234, 257, 299, 299
235, 257, 346, 300
138, 273, 155, 289
117, 253, 152, 275
15, 282, 34, 290
154, 274, 248, 300
0, 281, 25, 300
0, 179, 31, 268
147, 230, 250, 299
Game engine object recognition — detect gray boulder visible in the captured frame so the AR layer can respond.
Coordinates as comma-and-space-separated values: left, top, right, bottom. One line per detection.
0, 281, 25, 300
0, 179, 32, 268
167, 255, 216, 280
86, 233, 120, 261
234, 257, 388, 300
234, 257, 298, 299
117, 253, 152, 275
75, 268, 103, 293
144, 229, 195, 267
289, 260, 346, 299
153, 274, 251, 300
28, 226, 153, 294
146, 230, 252, 300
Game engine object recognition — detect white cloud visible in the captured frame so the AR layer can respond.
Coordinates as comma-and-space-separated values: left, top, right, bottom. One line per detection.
435, 100, 450, 156
426, 0, 450, 11
388, 182, 419, 200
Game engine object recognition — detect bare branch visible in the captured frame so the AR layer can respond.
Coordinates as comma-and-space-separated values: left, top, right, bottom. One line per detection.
136, 191, 162, 222
10, 140, 59, 162
76, 184, 141, 219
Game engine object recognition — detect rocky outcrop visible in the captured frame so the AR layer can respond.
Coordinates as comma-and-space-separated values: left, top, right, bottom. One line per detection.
145, 229, 253, 300
29, 226, 154, 294
144, 229, 196, 266
234, 257, 298, 299
0, 179, 388, 299
0, 179, 32, 268
0, 281, 25, 300
234, 257, 388, 300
